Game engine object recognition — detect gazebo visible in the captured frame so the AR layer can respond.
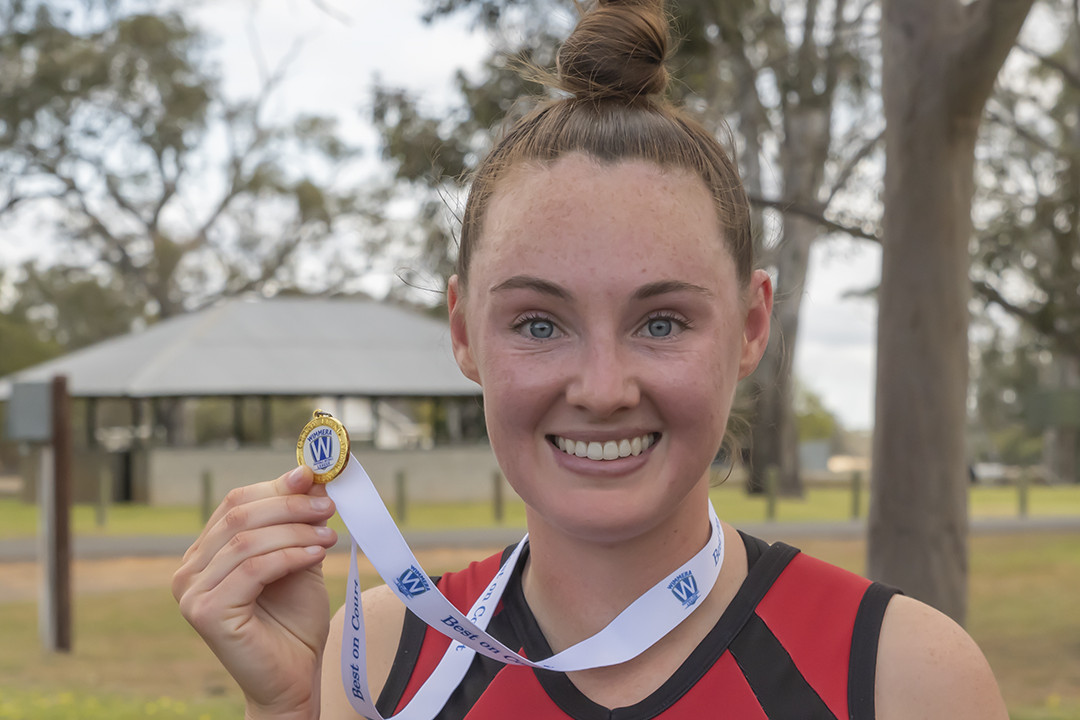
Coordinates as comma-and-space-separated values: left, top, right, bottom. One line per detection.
1, 296, 493, 504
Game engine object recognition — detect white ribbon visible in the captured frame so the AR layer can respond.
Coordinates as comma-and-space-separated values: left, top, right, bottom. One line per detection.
325, 454, 725, 720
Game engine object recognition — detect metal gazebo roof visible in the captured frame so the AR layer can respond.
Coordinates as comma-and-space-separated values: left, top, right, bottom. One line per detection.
0, 296, 480, 399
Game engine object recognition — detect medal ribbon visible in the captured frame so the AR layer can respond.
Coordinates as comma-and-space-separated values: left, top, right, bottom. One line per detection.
325, 454, 725, 720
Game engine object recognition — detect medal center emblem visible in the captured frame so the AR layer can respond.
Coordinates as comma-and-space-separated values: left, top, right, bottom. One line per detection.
296, 410, 351, 484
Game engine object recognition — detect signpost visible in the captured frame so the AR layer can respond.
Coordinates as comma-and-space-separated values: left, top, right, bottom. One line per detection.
6, 377, 73, 653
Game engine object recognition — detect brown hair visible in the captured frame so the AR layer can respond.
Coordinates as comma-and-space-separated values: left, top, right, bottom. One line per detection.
455, 0, 752, 286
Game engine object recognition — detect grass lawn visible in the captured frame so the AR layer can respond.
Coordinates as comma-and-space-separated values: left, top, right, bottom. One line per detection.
1, 482, 1078, 539
0, 533, 1078, 719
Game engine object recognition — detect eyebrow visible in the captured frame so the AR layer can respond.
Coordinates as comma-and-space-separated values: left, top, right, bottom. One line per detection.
632, 280, 713, 300
490, 275, 573, 300
489, 276, 712, 301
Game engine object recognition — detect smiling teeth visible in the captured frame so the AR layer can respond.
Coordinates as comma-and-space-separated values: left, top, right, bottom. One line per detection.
554, 434, 656, 460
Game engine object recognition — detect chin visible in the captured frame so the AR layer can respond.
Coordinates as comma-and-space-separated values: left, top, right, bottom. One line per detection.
524, 489, 684, 546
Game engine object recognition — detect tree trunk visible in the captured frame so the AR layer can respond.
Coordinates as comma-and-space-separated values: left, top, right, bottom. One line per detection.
747, 90, 830, 497
871, 0, 1033, 624
1043, 355, 1080, 484
749, 213, 815, 496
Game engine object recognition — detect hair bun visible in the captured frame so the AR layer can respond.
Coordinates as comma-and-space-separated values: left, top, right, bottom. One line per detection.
556, 0, 670, 101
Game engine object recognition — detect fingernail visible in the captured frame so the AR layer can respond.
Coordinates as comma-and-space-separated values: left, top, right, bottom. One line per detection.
288, 466, 307, 484
304, 545, 324, 555
310, 497, 332, 511
315, 525, 334, 538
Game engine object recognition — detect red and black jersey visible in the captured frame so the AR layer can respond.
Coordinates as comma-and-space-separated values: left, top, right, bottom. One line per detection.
376, 533, 898, 720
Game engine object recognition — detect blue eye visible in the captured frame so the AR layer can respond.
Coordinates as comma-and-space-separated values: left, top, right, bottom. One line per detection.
526, 319, 555, 339
645, 317, 674, 337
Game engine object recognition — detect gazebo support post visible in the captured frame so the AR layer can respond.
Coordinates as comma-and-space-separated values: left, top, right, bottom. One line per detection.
261, 396, 272, 445
370, 398, 380, 448
232, 396, 244, 444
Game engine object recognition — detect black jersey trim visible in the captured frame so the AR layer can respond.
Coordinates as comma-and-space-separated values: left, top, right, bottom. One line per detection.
376, 602, 431, 716
376, 545, 521, 718
846, 582, 900, 720
730, 613, 838, 719
507, 534, 801, 720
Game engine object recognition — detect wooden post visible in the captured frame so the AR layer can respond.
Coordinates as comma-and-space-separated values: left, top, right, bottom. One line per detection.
395, 470, 407, 525
493, 471, 505, 525
42, 375, 73, 653
201, 470, 214, 524
96, 462, 111, 528
1017, 471, 1029, 519
851, 471, 863, 520
765, 466, 778, 522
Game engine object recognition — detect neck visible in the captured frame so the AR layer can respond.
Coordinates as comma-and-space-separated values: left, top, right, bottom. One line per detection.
521, 486, 714, 653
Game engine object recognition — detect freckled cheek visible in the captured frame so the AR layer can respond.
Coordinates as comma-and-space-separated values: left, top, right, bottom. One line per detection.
478, 357, 564, 431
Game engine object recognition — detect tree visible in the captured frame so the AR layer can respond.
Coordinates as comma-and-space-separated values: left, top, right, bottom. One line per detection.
871, 0, 1034, 624
379, 0, 884, 495
794, 382, 841, 443
968, 324, 1045, 467
0, 0, 369, 332
5, 261, 151, 351
972, 5, 1080, 483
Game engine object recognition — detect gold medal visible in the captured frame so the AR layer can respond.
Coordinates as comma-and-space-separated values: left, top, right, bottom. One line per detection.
296, 410, 351, 484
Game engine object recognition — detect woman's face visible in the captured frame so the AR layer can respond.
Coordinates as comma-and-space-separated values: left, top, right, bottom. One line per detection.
449, 153, 772, 543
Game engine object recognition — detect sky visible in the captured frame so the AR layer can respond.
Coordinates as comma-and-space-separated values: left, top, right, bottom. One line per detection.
0, 0, 883, 431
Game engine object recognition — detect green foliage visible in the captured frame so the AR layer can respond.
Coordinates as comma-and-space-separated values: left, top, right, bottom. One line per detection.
0, 0, 369, 359
0, 310, 61, 377
794, 382, 840, 441
974, 13, 1080, 360
5, 262, 149, 351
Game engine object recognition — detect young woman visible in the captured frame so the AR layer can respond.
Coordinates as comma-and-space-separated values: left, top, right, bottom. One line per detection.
173, 2, 1008, 718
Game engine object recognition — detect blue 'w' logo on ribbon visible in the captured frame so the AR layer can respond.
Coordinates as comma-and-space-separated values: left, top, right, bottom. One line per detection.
395, 566, 431, 599
668, 571, 700, 608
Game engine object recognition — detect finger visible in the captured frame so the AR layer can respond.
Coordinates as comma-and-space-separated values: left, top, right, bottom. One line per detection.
213, 544, 331, 613
184, 465, 317, 562
193, 523, 338, 594
178, 543, 329, 632
189, 491, 336, 576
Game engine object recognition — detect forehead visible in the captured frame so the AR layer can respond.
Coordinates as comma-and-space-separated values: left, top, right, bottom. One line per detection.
472, 154, 734, 288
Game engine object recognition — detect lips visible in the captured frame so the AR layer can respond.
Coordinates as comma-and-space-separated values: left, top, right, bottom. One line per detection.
549, 433, 658, 460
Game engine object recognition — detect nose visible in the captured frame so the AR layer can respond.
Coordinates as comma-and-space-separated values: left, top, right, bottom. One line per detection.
565, 335, 640, 417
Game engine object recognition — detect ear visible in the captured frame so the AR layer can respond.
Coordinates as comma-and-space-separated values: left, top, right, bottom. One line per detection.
738, 269, 774, 380
448, 274, 481, 384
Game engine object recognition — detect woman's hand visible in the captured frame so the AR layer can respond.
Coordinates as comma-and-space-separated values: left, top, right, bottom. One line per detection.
172, 465, 338, 720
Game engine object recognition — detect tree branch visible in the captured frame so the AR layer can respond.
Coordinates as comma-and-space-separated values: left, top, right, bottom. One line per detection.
984, 108, 1059, 155
1016, 42, 1080, 91
747, 193, 880, 242
825, 126, 884, 204
971, 278, 1042, 326
950, 0, 1037, 117
823, 0, 850, 98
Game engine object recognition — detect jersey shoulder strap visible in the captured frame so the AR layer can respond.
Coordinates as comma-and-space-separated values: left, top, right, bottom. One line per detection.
377, 548, 511, 715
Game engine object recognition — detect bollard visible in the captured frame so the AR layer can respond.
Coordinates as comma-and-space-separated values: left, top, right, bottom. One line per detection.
851, 471, 862, 520
765, 466, 778, 522
201, 470, 213, 524
1017, 471, 1029, 519
96, 464, 111, 528
493, 471, 505, 525
395, 470, 407, 525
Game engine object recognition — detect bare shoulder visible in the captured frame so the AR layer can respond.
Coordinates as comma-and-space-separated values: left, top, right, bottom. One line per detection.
876, 594, 1007, 720
320, 584, 407, 719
